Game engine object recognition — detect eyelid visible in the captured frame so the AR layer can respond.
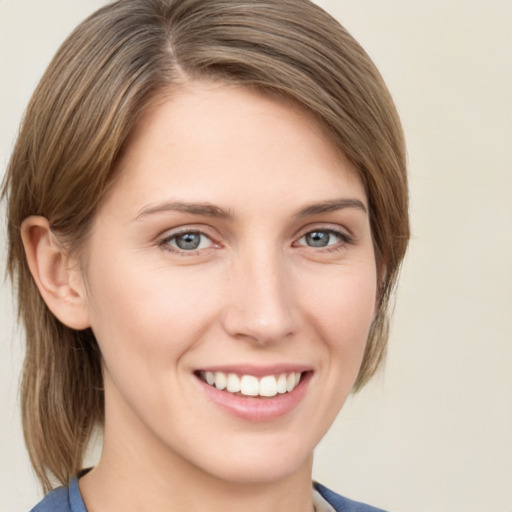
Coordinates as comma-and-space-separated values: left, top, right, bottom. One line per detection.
292, 225, 355, 251
293, 223, 354, 242
158, 225, 221, 254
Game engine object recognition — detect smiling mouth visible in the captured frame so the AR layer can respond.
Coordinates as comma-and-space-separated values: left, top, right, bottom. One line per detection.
196, 371, 303, 398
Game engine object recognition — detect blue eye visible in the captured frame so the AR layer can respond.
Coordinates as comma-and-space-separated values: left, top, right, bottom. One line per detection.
297, 229, 346, 248
164, 231, 213, 252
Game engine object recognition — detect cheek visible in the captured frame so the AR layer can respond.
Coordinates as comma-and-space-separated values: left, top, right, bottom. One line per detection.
84, 254, 224, 370
298, 263, 377, 368
290, 265, 378, 439
303, 263, 377, 331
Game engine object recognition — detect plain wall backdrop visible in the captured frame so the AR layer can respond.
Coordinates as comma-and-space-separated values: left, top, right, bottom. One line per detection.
1, 1, 511, 511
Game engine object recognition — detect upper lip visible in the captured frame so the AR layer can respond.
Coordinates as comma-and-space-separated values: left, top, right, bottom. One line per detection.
195, 364, 313, 377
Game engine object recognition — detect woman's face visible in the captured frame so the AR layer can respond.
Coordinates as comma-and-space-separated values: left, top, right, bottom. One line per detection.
80, 81, 378, 484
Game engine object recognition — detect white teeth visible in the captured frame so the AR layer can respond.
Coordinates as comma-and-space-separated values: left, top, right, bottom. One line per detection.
240, 375, 259, 396
259, 375, 277, 397
214, 372, 226, 390
201, 371, 303, 397
277, 373, 288, 394
227, 373, 241, 393
286, 373, 296, 392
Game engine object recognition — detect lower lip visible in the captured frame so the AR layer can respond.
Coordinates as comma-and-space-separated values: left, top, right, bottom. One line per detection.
196, 372, 312, 422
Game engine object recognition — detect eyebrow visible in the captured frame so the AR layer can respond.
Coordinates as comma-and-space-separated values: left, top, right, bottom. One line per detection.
135, 197, 367, 222
296, 198, 367, 217
135, 201, 234, 221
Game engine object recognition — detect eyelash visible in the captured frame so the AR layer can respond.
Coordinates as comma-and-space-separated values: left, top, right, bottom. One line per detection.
159, 229, 218, 255
158, 227, 354, 255
294, 228, 354, 252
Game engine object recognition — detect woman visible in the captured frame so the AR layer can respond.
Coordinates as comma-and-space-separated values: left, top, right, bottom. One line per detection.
2, 0, 409, 511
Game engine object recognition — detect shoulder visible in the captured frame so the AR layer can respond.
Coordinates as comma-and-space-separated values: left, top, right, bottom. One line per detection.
314, 482, 389, 512
29, 485, 71, 512
30, 477, 87, 512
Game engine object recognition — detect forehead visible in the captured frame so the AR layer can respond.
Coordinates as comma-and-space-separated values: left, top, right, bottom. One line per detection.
106, 80, 366, 214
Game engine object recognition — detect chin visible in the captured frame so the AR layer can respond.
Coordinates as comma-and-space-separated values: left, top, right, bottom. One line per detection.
207, 456, 312, 486
186, 434, 315, 486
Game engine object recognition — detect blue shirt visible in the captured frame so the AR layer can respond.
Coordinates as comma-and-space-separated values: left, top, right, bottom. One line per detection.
30, 478, 387, 512
30, 477, 86, 512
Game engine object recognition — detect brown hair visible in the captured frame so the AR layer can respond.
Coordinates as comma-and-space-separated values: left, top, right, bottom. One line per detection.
2, 0, 408, 492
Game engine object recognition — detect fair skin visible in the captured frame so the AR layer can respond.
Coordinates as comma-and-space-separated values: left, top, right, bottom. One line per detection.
22, 81, 378, 512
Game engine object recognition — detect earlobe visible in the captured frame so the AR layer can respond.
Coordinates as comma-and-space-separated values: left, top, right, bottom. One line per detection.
21, 216, 91, 330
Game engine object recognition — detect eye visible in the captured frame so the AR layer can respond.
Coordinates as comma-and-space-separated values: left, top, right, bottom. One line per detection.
296, 229, 349, 249
162, 230, 214, 252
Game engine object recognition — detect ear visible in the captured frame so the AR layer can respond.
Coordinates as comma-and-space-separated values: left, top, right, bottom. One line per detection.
21, 216, 91, 330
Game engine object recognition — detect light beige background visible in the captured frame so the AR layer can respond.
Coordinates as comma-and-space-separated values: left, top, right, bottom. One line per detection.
1, 1, 511, 511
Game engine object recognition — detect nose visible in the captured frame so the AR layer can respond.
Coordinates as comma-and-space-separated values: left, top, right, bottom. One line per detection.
221, 248, 298, 345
